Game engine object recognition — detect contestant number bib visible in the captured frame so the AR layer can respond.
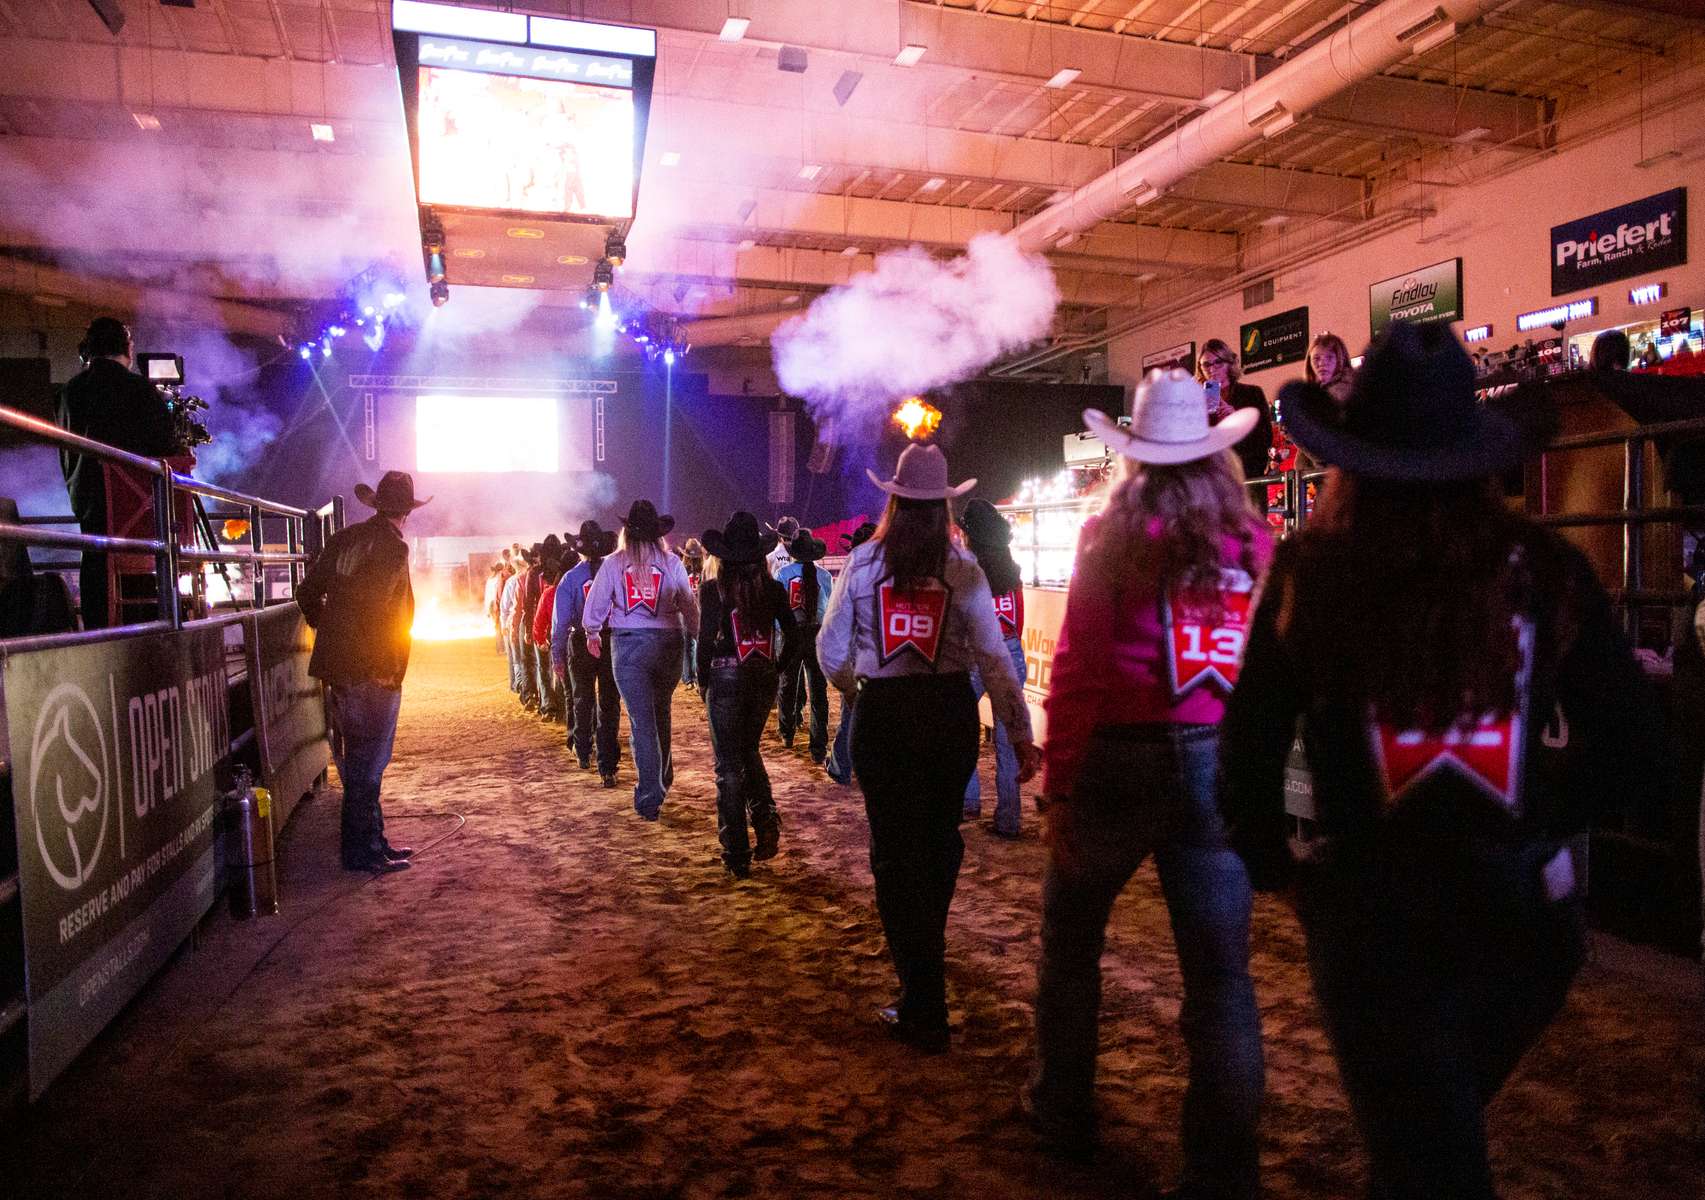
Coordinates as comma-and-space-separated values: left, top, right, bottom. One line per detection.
876, 578, 950, 667
1162, 570, 1254, 699
993, 589, 1021, 638
788, 576, 806, 613
1373, 716, 1522, 813
623, 566, 663, 615
730, 612, 774, 662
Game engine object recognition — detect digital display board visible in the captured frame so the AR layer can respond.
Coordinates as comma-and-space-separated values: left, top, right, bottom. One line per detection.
415, 395, 559, 473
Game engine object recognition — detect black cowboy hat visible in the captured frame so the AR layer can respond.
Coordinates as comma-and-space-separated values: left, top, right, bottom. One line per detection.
1279, 321, 1535, 483
622, 499, 676, 541
841, 521, 877, 550
571, 519, 618, 558
956, 497, 1013, 547
354, 470, 432, 515
702, 512, 778, 565
787, 530, 827, 563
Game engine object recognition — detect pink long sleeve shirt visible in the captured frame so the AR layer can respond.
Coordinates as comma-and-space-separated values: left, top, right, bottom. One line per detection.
1042, 515, 1273, 797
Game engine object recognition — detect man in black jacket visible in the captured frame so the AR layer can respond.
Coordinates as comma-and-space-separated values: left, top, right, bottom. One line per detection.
297, 470, 427, 873
58, 317, 178, 628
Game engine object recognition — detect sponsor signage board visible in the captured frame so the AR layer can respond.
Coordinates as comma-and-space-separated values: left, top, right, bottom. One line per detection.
1551, 188, 1686, 296
4, 625, 231, 1097
1140, 341, 1196, 372
1369, 258, 1463, 339
1517, 297, 1597, 332
1463, 324, 1494, 343
416, 35, 633, 87
1629, 282, 1668, 305
1239, 306, 1309, 373
1661, 307, 1693, 337
244, 607, 329, 833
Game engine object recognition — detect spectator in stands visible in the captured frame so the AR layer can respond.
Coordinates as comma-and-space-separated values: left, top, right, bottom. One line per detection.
297, 470, 429, 875
57, 317, 178, 629
1306, 331, 1355, 406
1590, 329, 1631, 372
1222, 322, 1667, 1199
1195, 339, 1274, 481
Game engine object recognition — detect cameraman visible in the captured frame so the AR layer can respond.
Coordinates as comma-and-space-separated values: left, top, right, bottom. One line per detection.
58, 317, 177, 628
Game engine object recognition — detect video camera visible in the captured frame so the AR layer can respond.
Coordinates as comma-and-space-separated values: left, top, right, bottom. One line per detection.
136, 352, 212, 453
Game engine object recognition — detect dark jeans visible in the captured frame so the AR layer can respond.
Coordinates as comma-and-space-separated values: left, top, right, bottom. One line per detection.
779, 626, 829, 755
1300, 839, 1586, 1200
681, 635, 698, 686
965, 635, 1028, 834
852, 672, 979, 1030
534, 643, 563, 718
611, 628, 682, 818
516, 630, 539, 707
825, 688, 856, 785
569, 638, 622, 771
705, 662, 780, 867
1028, 725, 1262, 1197
328, 681, 403, 867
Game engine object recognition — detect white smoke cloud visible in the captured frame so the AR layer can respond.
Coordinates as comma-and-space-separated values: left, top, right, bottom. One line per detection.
772, 234, 1060, 436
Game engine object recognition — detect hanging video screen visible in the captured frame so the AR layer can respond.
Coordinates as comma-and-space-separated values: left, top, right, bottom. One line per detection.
416, 66, 635, 219
416, 395, 559, 473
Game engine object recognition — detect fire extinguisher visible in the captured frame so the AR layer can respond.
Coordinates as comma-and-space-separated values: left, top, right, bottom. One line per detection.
227, 767, 278, 919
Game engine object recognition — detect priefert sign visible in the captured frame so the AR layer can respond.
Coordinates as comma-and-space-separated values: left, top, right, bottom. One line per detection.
1551, 188, 1686, 297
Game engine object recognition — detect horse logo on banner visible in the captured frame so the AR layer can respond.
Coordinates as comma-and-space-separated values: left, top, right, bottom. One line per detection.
29, 682, 112, 892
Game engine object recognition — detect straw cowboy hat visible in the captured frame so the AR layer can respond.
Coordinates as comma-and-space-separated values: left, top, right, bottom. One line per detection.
1279, 321, 1535, 482
353, 470, 432, 515
702, 512, 777, 565
1083, 368, 1257, 465
867, 443, 976, 500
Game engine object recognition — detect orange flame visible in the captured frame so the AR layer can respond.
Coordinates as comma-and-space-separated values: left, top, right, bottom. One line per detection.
891, 397, 942, 441
222, 519, 251, 542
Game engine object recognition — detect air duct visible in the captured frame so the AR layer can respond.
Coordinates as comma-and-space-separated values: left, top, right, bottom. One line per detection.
1009, 0, 1500, 255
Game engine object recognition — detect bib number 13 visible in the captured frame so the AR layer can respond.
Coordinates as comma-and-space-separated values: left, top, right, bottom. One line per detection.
1177, 623, 1245, 666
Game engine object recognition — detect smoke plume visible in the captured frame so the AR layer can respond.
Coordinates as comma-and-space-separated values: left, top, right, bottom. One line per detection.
772, 234, 1060, 436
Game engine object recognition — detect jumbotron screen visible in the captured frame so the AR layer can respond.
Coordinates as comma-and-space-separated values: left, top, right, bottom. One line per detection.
416, 66, 634, 219
416, 395, 559, 473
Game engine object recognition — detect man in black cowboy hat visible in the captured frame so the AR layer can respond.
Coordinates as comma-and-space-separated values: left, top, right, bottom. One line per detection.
775, 528, 833, 759
58, 316, 180, 629
552, 519, 624, 783
297, 470, 429, 874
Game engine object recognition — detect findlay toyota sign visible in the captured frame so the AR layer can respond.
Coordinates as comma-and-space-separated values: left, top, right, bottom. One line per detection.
1551, 188, 1686, 296
4, 625, 229, 1097
1369, 259, 1463, 339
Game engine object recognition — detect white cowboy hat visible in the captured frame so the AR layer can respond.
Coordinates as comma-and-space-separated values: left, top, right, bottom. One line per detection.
1083, 367, 1258, 465
866, 443, 977, 500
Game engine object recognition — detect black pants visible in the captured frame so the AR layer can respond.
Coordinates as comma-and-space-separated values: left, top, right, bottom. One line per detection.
852, 672, 979, 1030
706, 662, 780, 868
79, 548, 109, 631
569, 638, 622, 772
778, 626, 829, 755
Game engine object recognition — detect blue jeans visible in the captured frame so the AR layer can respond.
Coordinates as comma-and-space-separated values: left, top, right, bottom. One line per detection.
681, 635, 698, 686
778, 626, 829, 756
328, 682, 403, 867
965, 635, 1027, 834
825, 688, 856, 785
1028, 725, 1262, 1198
611, 628, 682, 819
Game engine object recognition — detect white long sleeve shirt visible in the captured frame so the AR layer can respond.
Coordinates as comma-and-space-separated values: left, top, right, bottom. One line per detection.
818, 540, 1033, 746
583, 548, 701, 636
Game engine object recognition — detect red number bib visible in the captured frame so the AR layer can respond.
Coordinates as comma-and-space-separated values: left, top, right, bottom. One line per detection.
877, 578, 950, 667
730, 611, 774, 662
788, 576, 805, 613
623, 565, 663, 615
992, 589, 1021, 639
1161, 570, 1254, 699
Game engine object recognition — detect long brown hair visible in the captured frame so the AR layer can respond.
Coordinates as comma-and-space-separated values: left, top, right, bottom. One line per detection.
875, 496, 953, 591
719, 557, 770, 626
1280, 471, 1570, 731
1080, 449, 1261, 614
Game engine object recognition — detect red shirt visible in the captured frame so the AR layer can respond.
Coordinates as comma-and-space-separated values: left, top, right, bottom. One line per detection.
1043, 515, 1273, 797
532, 583, 557, 647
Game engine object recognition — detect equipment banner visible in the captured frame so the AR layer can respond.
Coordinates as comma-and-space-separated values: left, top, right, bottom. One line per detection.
1551, 188, 1687, 297
1239, 307, 1309, 374
1369, 258, 1463, 339
246, 607, 328, 832
4, 624, 229, 1097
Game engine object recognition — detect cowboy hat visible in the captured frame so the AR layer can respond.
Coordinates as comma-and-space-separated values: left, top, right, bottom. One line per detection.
787, 530, 828, 563
956, 497, 1013, 547
1083, 369, 1257, 466
570, 519, 618, 558
841, 521, 877, 550
703, 512, 778, 564
353, 470, 432, 514
621, 499, 676, 541
1279, 321, 1533, 482
867, 443, 976, 500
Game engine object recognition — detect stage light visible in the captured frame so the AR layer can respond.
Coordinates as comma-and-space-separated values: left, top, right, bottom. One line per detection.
595, 291, 617, 331
604, 232, 626, 267
663, 348, 675, 366
594, 260, 614, 290
298, 346, 312, 360
364, 305, 376, 317
321, 340, 333, 357
634, 333, 649, 343
363, 322, 386, 352
430, 279, 450, 307
328, 325, 346, 337
383, 291, 406, 308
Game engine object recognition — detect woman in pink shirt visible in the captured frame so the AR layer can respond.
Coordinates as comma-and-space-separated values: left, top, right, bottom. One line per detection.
1023, 369, 1272, 1200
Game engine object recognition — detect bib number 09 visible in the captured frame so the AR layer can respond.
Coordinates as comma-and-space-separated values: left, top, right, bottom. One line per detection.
887, 611, 936, 640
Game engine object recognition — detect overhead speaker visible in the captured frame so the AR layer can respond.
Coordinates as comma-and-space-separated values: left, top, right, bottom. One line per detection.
778, 45, 808, 73
86, 0, 125, 35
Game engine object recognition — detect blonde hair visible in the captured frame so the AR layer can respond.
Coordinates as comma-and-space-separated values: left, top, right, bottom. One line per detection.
1081, 449, 1262, 612
616, 527, 670, 570
1195, 338, 1242, 384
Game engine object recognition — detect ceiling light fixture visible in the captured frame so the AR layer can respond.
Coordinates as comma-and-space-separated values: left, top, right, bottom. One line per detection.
1248, 101, 1298, 139
894, 44, 926, 67
659, 150, 680, 166
841, 246, 860, 257
1396, 7, 1459, 56
1045, 68, 1081, 89
132, 112, 161, 131
1121, 178, 1159, 206
719, 16, 750, 41
921, 177, 947, 191
798, 163, 823, 181
310, 123, 335, 142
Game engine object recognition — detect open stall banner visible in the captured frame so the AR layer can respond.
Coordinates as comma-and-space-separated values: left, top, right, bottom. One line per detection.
1551, 188, 1686, 297
1369, 258, 1463, 339
1239, 307, 1309, 373
245, 606, 329, 832
4, 625, 230, 1097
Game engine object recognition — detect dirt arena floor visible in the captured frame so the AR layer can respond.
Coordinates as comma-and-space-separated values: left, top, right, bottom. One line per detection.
5, 638, 1703, 1199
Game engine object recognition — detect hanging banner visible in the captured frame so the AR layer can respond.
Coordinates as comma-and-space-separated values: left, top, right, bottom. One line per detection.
1141, 341, 1197, 372
1239, 307, 1309, 374
245, 606, 329, 833
1661, 307, 1693, 338
1551, 188, 1687, 296
1369, 258, 1464, 339
4, 624, 231, 1098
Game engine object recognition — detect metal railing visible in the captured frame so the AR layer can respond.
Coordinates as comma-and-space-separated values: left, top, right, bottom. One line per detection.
0, 402, 311, 638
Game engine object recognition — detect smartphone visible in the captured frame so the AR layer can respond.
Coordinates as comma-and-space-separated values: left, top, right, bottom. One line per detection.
1204, 379, 1222, 405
